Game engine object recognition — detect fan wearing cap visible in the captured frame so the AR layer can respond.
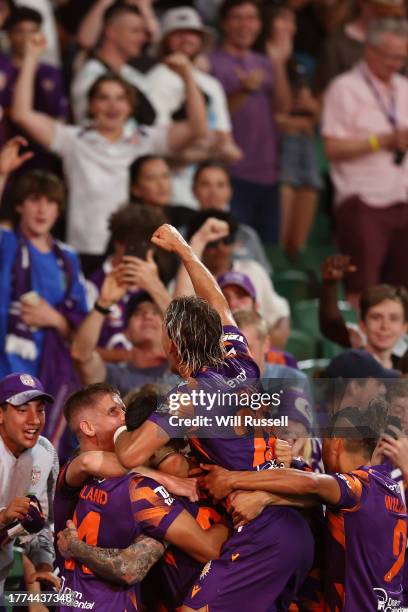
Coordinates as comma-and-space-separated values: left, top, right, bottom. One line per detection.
0, 372, 59, 593
0, 6, 68, 171
146, 6, 242, 209
324, 348, 400, 415
72, 263, 178, 396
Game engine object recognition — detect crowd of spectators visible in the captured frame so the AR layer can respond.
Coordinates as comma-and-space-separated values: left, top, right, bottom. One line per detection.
2, 0, 408, 608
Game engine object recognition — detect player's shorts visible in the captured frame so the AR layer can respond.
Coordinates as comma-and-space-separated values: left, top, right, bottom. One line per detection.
183, 506, 314, 612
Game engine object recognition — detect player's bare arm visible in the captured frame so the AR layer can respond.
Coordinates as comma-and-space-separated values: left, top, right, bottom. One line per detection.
164, 509, 230, 564
151, 223, 236, 326
57, 521, 164, 586
201, 464, 341, 505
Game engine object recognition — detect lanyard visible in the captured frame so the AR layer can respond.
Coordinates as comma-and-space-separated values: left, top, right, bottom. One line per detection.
360, 66, 397, 128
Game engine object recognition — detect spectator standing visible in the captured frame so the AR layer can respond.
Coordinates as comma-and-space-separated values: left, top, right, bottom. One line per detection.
322, 18, 408, 307
147, 6, 242, 209
193, 161, 271, 272
316, 0, 406, 93
0, 7, 67, 175
12, 33, 208, 273
209, 0, 292, 243
15, 0, 60, 67
71, 2, 156, 126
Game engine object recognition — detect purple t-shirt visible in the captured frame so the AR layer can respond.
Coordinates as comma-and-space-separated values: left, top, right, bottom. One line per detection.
0, 53, 68, 169
209, 48, 279, 185
324, 464, 407, 611
55, 473, 184, 612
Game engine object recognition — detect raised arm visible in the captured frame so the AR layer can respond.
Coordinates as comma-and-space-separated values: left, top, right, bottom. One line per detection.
165, 54, 208, 153
173, 218, 230, 299
151, 224, 235, 326
201, 464, 341, 506
71, 270, 127, 384
319, 255, 355, 347
58, 522, 164, 586
0, 137, 33, 200
11, 34, 57, 150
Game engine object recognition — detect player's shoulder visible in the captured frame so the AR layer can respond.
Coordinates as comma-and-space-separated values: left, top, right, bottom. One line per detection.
35, 435, 58, 460
129, 474, 176, 506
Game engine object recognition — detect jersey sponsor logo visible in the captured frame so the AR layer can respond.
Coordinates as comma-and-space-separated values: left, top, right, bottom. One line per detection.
30, 466, 41, 487
59, 576, 96, 609
154, 485, 174, 506
20, 374, 35, 387
373, 587, 406, 611
191, 585, 201, 598
226, 368, 247, 389
231, 553, 240, 562
223, 333, 245, 343
200, 561, 212, 580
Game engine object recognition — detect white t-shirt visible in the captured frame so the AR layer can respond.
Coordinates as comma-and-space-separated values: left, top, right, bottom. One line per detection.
147, 64, 232, 209
0, 435, 58, 587
147, 63, 231, 131
50, 123, 169, 254
71, 58, 152, 125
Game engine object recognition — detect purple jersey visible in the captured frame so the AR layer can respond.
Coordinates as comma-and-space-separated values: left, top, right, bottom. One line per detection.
150, 326, 314, 610
143, 494, 224, 611
148, 325, 279, 470
56, 474, 184, 612
324, 464, 407, 611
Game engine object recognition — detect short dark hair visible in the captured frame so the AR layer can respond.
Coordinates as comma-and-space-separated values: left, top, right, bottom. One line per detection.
219, 0, 261, 22
187, 209, 239, 242
129, 155, 169, 187
102, 1, 141, 27
12, 170, 65, 224
124, 383, 162, 431
360, 284, 408, 322
193, 161, 231, 188
329, 399, 388, 457
164, 296, 225, 373
5, 6, 42, 30
88, 73, 136, 109
64, 383, 120, 426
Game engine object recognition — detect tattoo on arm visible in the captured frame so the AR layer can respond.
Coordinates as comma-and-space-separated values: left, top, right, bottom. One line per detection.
68, 534, 164, 586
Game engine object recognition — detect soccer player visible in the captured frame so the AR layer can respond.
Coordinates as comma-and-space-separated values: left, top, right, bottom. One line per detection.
202, 405, 407, 611
115, 224, 314, 611
54, 382, 229, 612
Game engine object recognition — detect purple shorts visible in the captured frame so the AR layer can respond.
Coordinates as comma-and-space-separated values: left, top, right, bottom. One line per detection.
183, 507, 314, 612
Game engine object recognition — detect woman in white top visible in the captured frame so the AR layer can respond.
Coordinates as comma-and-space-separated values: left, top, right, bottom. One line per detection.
11, 33, 208, 268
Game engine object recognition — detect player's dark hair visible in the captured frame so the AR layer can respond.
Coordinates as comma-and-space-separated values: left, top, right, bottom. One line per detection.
102, 1, 141, 27
11, 170, 65, 225
360, 284, 408, 322
124, 383, 163, 431
129, 155, 169, 187
164, 296, 225, 375
87, 73, 136, 110
329, 400, 388, 458
219, 0, 261, 22
193, 160, 231, 188
64, 383, 120, 425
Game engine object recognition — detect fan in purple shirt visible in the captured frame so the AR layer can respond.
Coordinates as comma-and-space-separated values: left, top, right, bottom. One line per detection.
115, 223, 314, 612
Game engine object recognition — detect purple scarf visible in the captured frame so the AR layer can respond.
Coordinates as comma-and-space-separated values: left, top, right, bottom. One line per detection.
6, 230, 84, 454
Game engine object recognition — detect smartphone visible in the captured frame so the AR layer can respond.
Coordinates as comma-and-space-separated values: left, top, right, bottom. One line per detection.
384, 416, 402, 440
124, 240, 148, 260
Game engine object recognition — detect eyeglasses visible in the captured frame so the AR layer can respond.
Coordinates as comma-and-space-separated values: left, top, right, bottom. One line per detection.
207, 234, 236, 249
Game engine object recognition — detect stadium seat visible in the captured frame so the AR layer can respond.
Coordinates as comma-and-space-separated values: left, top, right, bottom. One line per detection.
286, 329, 319, 361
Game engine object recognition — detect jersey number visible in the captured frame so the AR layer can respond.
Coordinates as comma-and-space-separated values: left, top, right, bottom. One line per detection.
384, 519, 407, 583
64, 510, 101, 575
